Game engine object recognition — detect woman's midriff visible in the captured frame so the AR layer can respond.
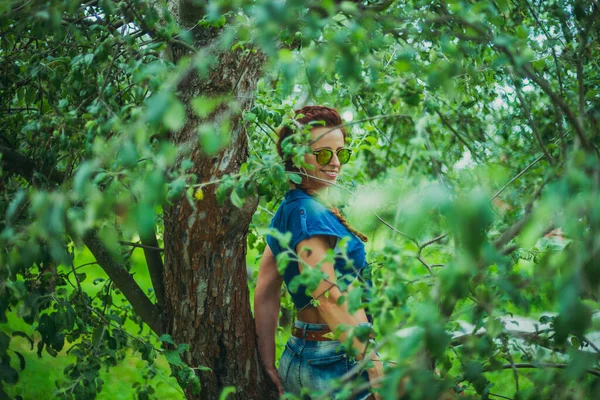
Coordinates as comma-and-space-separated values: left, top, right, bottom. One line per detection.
296, 306, 327, 324
296, 305, 370, 325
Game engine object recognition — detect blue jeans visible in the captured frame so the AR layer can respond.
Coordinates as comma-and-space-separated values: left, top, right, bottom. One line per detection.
278, 321, 372, 399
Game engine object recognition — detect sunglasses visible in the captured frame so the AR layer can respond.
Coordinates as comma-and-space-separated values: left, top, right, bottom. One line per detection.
312, 148, 352, 166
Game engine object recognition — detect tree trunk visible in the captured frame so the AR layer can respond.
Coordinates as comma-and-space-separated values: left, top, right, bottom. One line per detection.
162, 4, 277, 399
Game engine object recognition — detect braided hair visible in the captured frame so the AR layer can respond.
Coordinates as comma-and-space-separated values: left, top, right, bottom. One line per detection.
276, 106, 368, 243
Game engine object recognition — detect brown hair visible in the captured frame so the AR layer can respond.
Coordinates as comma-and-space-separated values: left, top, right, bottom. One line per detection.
276, 105, 368, 242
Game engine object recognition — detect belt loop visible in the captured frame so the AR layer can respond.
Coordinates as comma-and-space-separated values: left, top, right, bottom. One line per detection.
298, 322, 308, 355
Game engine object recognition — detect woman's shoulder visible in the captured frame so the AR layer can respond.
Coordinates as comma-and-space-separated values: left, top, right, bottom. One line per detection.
293, 193, 332, 219
270, 190, 334, 231
277, 189, 326, 214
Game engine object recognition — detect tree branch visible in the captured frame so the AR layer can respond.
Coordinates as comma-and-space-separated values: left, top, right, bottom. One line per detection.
490, 154, 545, 202
139, 228, 166, 311
583, 336, 600, 355
84, 230, 163, 334
521, 66, 592, 152
354, 95, 391, 143
420, 233, 449, 249
1, 146, 165, 333
424, 133, 451, 190
492, 157, 562, 252
577, 46, 586, 120
488, 363, 600, 378
372, 211, 418, 245
118, 241, 164, 252
434, 109, 479, 161
493, 211, 530, 250
431, 11, 593, 152
452, 329, 564, 355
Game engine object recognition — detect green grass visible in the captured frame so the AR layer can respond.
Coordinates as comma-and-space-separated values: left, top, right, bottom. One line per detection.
4, 327, 183, 400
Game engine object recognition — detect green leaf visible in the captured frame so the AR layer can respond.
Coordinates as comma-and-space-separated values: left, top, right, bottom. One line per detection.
339, 1, 359, 14
164, 350, 183, 366
158, 334, 175, 345
287, 173, 302, 184
118, 141, 138, 168
136, 202, 156, 239
177, 343, 189, 353
244, 112, 257, 122
219, 387, 236, 400
163, 98, 186, 132
73, 162, 96, 195
12, 331, 34, 351
230, 189, 245, 208
14, 351, 26, 371
167, 177, 187, 202
146, 91, 171, 125
191, 97, 221, 118
5, 190, 26, 224
198, 124, 222, 155
92, 326, 104, 349
347, 287, 363, 314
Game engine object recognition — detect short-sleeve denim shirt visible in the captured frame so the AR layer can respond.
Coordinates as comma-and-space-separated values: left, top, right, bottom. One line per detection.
267, 189, 369, 309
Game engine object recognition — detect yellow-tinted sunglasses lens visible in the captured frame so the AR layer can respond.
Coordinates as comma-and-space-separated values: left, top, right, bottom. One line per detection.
313, 149, 352, 165
315, 149, 333, 165
337, 149, 351, 164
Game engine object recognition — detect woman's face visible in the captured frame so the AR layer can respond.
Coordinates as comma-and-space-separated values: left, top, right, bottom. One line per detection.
303, 126, 345, 192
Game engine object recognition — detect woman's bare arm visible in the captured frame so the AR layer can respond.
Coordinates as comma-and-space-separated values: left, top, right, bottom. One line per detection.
296, 235, 383, 395
254, 245, 284, 394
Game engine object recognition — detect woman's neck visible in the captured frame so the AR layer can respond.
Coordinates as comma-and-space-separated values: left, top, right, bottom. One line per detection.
295, 185, 328, 197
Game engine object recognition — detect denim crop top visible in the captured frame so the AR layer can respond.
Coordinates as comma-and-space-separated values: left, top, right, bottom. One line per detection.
266, 189, 370, 310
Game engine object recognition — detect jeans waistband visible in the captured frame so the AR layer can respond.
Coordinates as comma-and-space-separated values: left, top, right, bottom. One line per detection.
293, 320, 329, 331
293, 320, 374, 331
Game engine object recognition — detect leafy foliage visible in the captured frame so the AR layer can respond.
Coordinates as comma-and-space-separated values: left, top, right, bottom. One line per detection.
1, 0, 600, 399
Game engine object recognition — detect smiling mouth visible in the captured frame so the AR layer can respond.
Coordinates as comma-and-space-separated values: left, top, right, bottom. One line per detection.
322, 170, 338, 178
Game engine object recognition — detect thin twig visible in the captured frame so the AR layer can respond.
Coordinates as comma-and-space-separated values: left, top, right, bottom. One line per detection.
435, 109, 478, 161
372, 212, 418, 245
583, 336, 600, 354
354, 95, 391, 143
119, 241, 164, 252
416, 255, 433, 275
488, 392, 513, 400
490, 363, 600, 377
420, 233, 448, 249
433, 11, 593, 153
491, 130, 570, 202
490, 154, 545, 202
505, 348, 520, 392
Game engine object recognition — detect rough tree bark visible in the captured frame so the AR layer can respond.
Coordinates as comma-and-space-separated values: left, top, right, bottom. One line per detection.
162, 2, 278, 399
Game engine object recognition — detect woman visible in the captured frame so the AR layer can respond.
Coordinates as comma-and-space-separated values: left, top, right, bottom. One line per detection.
254, 106, 383, 399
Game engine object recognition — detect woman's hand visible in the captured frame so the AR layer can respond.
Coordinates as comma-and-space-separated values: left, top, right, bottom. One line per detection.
266, 367, 284, 395
367, 361, 384, 400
